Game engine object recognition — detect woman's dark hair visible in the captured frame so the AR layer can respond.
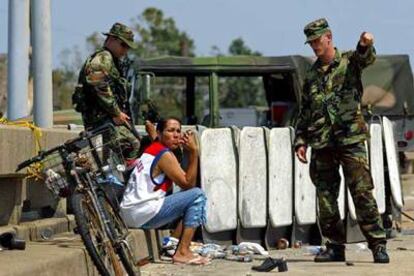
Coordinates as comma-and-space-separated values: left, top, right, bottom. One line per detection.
155, 117, 183, 163
156, 117, 182, 133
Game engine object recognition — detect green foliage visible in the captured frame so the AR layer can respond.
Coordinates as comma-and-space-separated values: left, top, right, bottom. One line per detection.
53, 46, 82, 110
52, 69, 76, 110
131, 7, 195, 58
228, 37, 262, 56
85, 32, 104, 53
130, 7, 196, 122
220, 38, 266, 108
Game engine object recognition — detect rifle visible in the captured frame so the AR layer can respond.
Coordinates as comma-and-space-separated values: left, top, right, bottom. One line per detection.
113, 57, 141, 140
141, 99, 161, 124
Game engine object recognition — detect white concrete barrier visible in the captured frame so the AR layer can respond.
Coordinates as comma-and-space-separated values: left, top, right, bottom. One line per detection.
383, 116, 403, 209
338, 166, 346, 220
370, 122, 386, 214
200, 128, 238, 232
238, 127, 267, 228
268, 127, 293, 227
294, 147, 316, 225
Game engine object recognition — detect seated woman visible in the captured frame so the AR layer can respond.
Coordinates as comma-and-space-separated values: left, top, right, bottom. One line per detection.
120, 117, 208, 265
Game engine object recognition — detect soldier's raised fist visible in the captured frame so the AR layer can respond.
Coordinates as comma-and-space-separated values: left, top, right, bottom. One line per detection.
359, 32, 374, 47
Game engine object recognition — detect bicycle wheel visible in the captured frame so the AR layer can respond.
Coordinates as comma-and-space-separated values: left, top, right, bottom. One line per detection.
99, 192, 140, 276
71, 191, 124, 276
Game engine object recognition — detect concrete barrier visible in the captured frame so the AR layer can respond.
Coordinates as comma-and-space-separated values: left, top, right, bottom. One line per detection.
200, 128, 238, 232
0, 125, 80, 226
294, 147, 316, 225
238, 127, 267, 228
383, 116, 404, 209
268, 127, 293, 227
370, 123, 386, 214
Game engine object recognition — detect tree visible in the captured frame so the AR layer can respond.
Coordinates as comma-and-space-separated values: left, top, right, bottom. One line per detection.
85, 32, 104, 53
128, 7, 197, 121
52, 46, 83, 110
228, 37, 261, 56
131, 7, 195, 58
220, 38, 266, 108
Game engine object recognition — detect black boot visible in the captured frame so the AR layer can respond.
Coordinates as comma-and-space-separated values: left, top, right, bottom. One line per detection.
314, 244, 345, 262
372, 244, 390, 264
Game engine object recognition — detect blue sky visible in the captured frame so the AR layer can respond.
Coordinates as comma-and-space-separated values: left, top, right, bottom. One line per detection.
1, 0, 413, 69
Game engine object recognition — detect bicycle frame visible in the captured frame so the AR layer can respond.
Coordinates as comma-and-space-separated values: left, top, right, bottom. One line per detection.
16, 123, 138, 276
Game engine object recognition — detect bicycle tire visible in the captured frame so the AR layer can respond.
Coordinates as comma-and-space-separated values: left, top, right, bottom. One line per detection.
98, 192, 140, 276
71, 192, 123, 276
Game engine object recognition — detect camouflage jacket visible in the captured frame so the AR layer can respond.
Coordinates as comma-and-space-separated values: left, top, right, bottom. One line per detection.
294, 45, 376, 149
78, 48, 129, 127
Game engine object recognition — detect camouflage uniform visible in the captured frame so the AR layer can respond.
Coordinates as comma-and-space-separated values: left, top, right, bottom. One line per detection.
75, 23, 140, 161
294, 18, 386, 249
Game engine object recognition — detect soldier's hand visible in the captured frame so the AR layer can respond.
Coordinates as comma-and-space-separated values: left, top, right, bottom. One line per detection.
295, 145, 308, 164
113, 112, 130, 126
359, 32, 374, 47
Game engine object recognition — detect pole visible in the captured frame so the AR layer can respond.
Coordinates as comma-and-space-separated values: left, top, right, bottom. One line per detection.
31, 0, 53, 127
7, 0, 30, 120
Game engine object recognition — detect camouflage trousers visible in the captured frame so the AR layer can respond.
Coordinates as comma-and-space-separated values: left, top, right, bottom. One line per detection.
309, 141, 386, 249
89, 123, 140, 162
113, 124, 140, 161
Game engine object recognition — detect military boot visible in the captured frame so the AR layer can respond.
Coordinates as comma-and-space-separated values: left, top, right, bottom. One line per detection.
314, 244, 345, 262
372, 244, 390, 264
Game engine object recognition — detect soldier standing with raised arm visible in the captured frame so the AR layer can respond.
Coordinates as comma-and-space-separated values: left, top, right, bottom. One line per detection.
294, 18, 389, 264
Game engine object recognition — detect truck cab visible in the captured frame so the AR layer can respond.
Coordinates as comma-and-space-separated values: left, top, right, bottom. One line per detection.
131, 55, 306, 128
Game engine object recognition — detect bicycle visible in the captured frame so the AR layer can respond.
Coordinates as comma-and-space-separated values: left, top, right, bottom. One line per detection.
16, 124, 140, 276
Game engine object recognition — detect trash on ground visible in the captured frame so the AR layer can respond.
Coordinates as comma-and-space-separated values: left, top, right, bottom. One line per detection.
238, 242, 269, 256
304, 246, 323, 256
276, 238, 289, 250
0, 232, 26, 250
355, 243, 368, 251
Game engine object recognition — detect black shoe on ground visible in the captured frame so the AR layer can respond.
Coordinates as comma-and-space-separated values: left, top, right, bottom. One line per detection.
251, 257, 288, 272
372, 244, 390, 264
314, 244, 345, 262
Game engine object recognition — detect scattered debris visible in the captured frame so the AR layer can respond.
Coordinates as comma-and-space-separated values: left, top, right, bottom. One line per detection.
355, 243, 368, 252
304, 246, 323, 256
0, 232, 26, 250
40, 227, 53, 240
277, 238, 289, 250
293, 240, 302, 249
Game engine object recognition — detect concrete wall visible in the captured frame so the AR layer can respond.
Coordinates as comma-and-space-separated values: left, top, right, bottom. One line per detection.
0, 125, 81, 225
0, 125, 80, 174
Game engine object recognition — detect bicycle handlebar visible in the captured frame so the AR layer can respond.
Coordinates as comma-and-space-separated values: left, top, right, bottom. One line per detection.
15, 123, 116, 172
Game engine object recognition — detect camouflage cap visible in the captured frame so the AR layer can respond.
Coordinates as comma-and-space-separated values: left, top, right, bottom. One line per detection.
103, 22, 137, 49
303, 18, 331, 44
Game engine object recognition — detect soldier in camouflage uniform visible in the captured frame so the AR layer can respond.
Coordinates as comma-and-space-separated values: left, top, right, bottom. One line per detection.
294, 18, 389, 263
75, 22, 140, 164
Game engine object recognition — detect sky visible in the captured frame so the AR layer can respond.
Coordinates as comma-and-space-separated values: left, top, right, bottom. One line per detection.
1, 0, 414, 69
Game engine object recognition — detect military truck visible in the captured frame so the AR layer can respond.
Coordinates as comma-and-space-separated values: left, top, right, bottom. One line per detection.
131, 55, 414, 153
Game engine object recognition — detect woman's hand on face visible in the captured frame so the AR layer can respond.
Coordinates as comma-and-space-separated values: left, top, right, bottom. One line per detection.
181, 130, 197, 152
145, 120, 157, 140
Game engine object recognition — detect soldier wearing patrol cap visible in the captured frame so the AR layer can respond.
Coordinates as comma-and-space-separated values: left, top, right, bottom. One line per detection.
294, 18, 389, 263
74, 22, 140, 165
